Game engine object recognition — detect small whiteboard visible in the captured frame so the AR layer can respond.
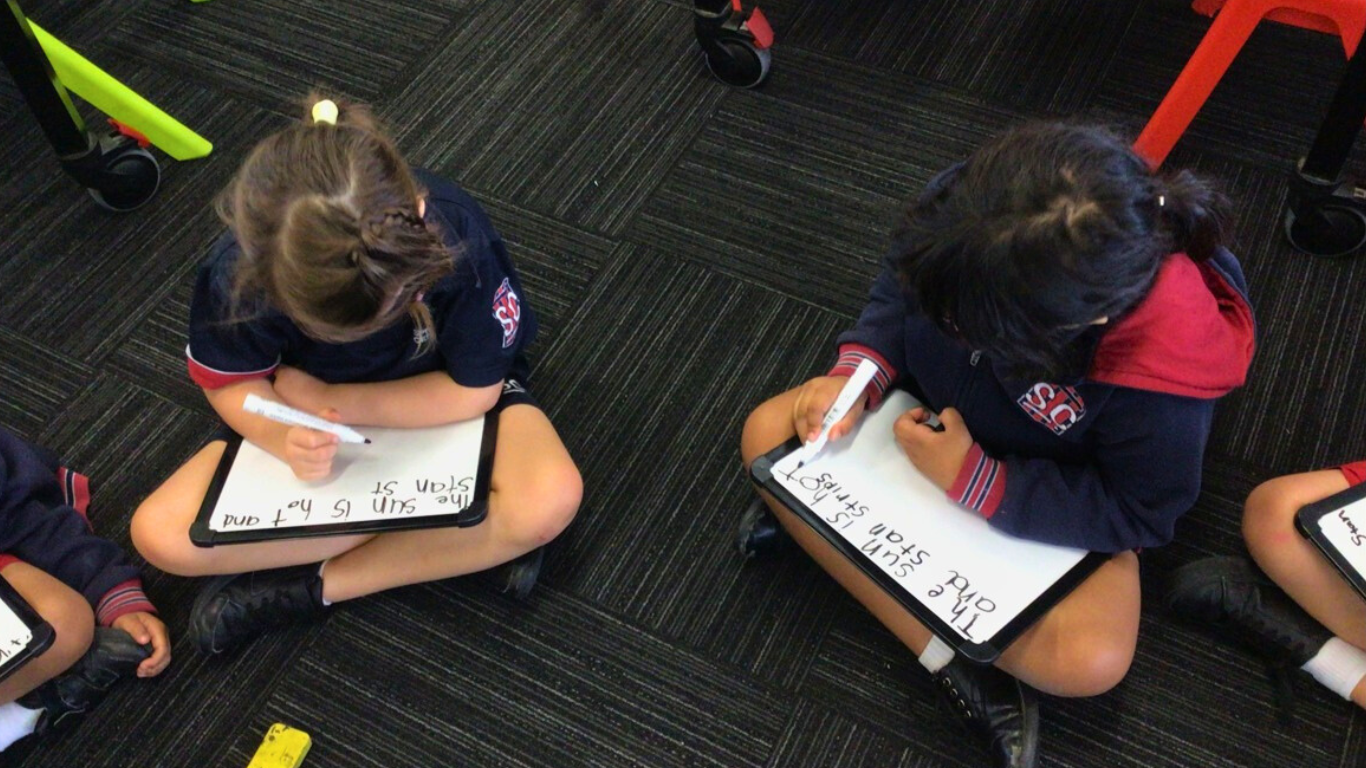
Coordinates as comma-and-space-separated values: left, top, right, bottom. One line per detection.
751, 390, 1106, 663
1296, 482, 1366, 601
0, 576, 55, 684
191, 414, 497, 547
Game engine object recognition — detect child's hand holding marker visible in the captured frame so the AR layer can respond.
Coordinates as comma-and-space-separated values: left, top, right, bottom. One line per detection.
243, 394, 368, 481
282, 414, 342, 481
791, 358, 881, 467
894, 406, 972, 490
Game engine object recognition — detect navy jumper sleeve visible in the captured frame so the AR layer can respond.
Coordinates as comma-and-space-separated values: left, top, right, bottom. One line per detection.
0, 430, 153, 624
961, 388, 1215, 552
829, 260, 904, 408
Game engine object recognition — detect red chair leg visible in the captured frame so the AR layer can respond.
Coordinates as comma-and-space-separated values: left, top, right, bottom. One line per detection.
1135, 1, 1270, 167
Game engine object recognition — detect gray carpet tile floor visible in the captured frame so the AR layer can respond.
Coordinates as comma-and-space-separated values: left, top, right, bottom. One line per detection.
2, 0, 1366, 766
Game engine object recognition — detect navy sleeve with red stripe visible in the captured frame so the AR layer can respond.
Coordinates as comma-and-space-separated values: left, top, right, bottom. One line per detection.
0, 430, 154, 623
829, 260, 905, 407
959, 387, 1216, 552
185, 240, 285, 390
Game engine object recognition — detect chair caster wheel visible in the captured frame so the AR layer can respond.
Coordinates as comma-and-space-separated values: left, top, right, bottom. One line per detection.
60, 126, 161, 213
694, 0, 774, 88
1284, 203, 1366, 258
704, 41, 772, 88
86, 147, 160, 212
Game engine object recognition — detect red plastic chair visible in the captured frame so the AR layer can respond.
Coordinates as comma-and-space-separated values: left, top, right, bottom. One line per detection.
1134, 0, 1366, 168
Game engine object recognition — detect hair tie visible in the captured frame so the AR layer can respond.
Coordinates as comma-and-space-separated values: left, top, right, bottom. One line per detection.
312, 99, 339, 125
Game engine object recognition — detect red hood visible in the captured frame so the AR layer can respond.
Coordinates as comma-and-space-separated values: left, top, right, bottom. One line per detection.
1089, 253, 1255, 398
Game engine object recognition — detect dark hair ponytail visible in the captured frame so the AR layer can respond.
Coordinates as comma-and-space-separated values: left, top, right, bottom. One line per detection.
894, 121, 1231, 381
1153, 168, 1228, 263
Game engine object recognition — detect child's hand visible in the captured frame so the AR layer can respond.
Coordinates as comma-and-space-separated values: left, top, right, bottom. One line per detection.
792, 376, 867, 446
111, 611, 171, 678
283, 411, 341, 481
273, 366, 333, 414
894, 406, 973, 490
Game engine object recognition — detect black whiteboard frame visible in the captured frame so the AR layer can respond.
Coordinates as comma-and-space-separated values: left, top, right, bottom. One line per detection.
0, 574, 55, 684
1295, 481, 1366, 601
190, 412, 498, 547
752, 437, 1108, 664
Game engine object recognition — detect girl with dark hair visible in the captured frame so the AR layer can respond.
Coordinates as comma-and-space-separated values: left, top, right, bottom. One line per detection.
739, 122, 1255, 768
130, 95, 581, 655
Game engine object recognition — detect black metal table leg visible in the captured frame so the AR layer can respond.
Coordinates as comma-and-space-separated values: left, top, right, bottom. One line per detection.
1286, 36, 1366, 257
0, 0, 89, 155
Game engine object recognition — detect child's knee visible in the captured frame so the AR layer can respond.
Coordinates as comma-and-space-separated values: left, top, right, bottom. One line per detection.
130, 500, 200, 576
740, 395, 793, 467
503, 461, 582, 548
1054, 634, 1135, 697
36, 588, 95, 673
1242, 478, 1300, 553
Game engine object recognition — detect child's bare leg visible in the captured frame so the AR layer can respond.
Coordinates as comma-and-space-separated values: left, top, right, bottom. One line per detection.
1243, 471, 1366, 647
135, 407, 579, 598
316, 404, 581, 602
1243, 470, 1366, 707
0, 563, 94, 703
741, 387, 1137, 697
995, 553, 1138, 696
131, 441, 382, 575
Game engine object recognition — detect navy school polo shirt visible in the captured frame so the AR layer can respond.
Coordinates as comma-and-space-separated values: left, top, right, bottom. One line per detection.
186, 170, 536, 389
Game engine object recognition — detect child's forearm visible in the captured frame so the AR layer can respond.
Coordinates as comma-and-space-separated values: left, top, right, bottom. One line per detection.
321, 372, 501, 427
203, 379, 296, 462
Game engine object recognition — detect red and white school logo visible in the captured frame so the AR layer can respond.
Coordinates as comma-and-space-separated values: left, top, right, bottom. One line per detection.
1017, 383, 1086, 435
492, 278, 521, 349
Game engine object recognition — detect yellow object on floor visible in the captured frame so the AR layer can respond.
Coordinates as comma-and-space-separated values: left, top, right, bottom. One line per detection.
246, 724, 311, 768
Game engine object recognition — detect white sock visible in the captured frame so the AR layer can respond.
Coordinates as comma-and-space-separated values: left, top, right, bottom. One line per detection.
1301, 637, 1366, 700
317, 561, 332, 607
0, 701, 41, 751
918, 636, 956, 674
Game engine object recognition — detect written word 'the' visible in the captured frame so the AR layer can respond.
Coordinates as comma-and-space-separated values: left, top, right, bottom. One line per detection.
928, 570, 998, 640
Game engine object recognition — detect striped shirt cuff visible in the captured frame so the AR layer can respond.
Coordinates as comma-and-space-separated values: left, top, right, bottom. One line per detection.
947, 443, 1006, 518
57, 466, 92, 525
828, 344, 895, 409
96, 579, 156, 626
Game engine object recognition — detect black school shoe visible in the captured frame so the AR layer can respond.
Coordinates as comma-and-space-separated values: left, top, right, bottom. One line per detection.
930, 658, 1039, 768
497, 546, 545, 602
19, 627, 150, 734
189, 564, 328, 655
736, 498, 787, 558
1164, 556, 1332, 667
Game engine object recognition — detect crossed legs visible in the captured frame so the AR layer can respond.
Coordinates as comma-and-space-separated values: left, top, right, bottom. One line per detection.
131, 404, 581, 603
740, 387, 1138, 697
